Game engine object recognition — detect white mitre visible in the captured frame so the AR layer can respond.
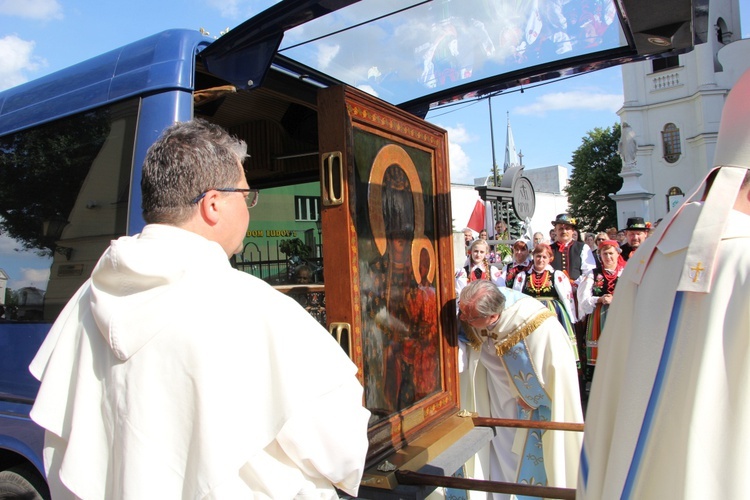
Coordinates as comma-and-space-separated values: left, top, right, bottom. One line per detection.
631, 67, 750, 293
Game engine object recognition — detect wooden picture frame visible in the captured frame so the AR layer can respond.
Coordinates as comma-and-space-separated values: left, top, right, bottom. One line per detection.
317, 85, 460, 464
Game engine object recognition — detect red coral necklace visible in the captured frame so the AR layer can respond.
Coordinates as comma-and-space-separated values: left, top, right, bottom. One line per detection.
527, 269, 552, 293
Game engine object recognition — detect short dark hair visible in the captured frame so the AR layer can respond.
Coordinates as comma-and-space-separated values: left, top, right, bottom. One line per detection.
141, 119, 247, 225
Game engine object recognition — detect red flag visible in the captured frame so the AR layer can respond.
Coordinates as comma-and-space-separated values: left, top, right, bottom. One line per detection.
467, 199, 485, 233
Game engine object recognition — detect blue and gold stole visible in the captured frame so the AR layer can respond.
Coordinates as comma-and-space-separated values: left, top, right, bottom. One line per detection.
502, 337, 552, 497
464, 308, 555, 496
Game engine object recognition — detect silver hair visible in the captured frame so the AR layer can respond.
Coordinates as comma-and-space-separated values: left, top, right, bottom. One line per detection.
141, 119, 248, 225
460, 280, 506, 318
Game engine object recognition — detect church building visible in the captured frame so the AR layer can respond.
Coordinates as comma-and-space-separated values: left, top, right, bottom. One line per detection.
613, 0, 748, 227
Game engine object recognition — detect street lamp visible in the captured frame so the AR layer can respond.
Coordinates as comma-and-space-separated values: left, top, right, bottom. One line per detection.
315, 218, 322, 258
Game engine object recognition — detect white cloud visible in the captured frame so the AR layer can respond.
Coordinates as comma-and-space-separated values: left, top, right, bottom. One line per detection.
443, 124, 473, 183
0, 0, 62, 20
356, 84, 379, 98
0, 35, 46, 91
204, 0, 281, 20
9, 267, 50, 289
0, 232, 19, 253
316, 43, 340, 70
205, 0, 241, 18
514, 91, 623, 116
0, 233, 48, 260
21, 267, 49, 284
444, 124, 472, 144
448, 141, 471, 183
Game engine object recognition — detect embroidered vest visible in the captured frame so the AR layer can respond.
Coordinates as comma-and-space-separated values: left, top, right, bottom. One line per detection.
552, 241, 585, 280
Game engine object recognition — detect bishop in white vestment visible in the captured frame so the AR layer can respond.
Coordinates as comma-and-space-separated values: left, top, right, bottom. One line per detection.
458, 282, 582, 498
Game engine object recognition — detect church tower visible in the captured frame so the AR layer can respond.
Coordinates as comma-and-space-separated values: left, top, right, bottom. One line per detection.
613, 0, 747, 227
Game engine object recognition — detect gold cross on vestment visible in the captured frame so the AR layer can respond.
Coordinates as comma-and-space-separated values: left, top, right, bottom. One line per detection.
689, 262, 705, 282
480, 329, 498, 340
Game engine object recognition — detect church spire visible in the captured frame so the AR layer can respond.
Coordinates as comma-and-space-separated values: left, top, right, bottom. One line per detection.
504, 112, 520, 172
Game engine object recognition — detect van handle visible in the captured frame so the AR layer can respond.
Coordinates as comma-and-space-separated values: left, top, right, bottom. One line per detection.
320, 152, 344, 206
329, 322, 351, 358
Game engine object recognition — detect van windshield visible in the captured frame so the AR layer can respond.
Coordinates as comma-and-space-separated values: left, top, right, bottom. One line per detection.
278, 0, 625, 107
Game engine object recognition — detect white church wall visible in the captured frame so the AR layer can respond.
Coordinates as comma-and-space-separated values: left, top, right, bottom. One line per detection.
523, 166, 570, 241
617, 0, 748, 225
528, 191, 570, 243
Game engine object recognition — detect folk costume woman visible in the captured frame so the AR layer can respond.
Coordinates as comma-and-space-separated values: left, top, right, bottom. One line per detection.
513, 243, 579, 363
455, 238, 504, 298
504, 238, 532, 287
576, 240, 626, 382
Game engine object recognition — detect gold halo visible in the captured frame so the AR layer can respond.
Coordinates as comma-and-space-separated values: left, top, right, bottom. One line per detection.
368, 144, 425, 257
410, 236, 436, 284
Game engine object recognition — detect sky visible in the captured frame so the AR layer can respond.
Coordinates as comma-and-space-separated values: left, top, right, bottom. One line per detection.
0, 0, 749, 187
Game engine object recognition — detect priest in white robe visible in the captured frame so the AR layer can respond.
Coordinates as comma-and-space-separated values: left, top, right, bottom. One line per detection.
578, 68, 750, 500
458, 280, 583, 498
29, 120, 370, 499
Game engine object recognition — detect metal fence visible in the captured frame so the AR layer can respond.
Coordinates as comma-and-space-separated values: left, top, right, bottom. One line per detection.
235, 240, 327, 328
235, 239, 323, 285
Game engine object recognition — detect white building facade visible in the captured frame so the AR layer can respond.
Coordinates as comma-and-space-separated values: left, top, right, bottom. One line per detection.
614, 0, 748, 227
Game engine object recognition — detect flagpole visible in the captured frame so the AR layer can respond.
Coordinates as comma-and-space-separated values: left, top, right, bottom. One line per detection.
488, 96, 498, 187
488, 97, 499, 230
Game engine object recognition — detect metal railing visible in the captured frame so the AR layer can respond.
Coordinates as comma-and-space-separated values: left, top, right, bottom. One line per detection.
235, 239, 323, 285
395, 416, 584, 499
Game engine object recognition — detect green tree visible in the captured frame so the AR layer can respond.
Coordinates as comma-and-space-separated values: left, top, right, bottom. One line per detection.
566, 123, 623, 233
0, 110, 111, 255
279, 238, 312, 259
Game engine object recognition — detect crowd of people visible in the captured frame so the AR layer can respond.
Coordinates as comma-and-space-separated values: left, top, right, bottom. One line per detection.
455, 213, 655, 388
452, 75, 750, 495
454, 211, 665, 496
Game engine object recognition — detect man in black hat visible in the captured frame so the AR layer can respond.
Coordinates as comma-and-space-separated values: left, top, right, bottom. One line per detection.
620, 216, 649, 261
550, 213, 596, 283
550, 213, 595, 387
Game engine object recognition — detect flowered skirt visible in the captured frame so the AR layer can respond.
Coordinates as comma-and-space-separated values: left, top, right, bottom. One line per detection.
537, 297, 579, 365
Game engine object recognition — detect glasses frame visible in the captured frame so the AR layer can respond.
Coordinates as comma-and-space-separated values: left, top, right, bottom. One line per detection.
191, 188, 259, 208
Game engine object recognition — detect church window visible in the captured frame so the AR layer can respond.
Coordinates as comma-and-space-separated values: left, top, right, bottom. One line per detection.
652, 55, 679, 73
716, 18, 732, 45
662, 123, 681, 163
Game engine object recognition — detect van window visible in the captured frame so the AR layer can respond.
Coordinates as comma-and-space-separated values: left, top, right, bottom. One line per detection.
0, 99, 138, 322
